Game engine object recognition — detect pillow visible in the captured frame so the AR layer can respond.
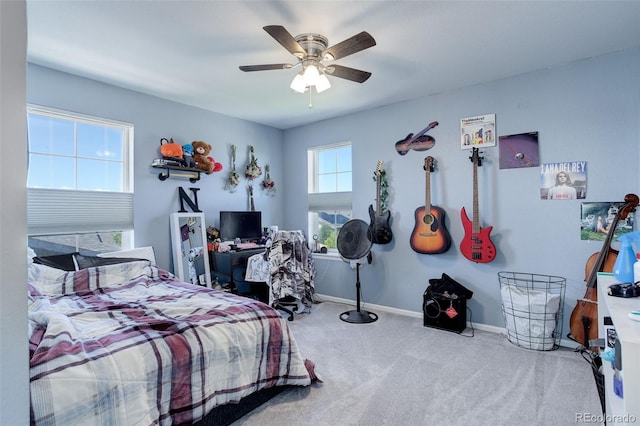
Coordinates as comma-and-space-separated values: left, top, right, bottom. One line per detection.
27, 247, 37, 266
73, 254, 147, 270
98, 246, 156, 263
27, 262, 69, 296
33, 252, 79, 271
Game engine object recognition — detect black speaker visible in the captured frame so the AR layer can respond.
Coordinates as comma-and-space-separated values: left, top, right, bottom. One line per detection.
422, 273, 473, 334
423, 293, 467, 333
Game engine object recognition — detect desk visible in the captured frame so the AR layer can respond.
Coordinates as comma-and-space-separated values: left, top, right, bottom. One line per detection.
210, 248, 267, 300
598, 273, 640, 424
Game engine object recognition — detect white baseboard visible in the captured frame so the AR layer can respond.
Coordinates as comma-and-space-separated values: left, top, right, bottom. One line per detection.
314, 293, 578, 349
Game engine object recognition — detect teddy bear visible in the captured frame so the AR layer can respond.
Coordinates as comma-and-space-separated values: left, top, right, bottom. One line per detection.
192, 141, 223, 174
181, 144, 196, 168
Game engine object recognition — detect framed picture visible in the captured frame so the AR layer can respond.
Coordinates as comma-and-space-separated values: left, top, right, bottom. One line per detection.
499, 132, 539, 169
460, 113, 496, 149
580, 202, 634, 241
540, 161, 587, 200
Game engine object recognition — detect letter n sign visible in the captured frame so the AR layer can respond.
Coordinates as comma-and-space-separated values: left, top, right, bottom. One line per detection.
178, 187, 201, 212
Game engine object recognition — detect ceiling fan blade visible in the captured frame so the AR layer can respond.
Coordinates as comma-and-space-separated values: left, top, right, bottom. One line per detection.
322, 31, 376, 61
239, 64, 293, 72
263, 25, 305, 58
325, 65, 372, 83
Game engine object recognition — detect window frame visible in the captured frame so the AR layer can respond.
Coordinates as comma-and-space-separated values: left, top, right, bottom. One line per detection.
307, 142, 353, 255
26, 105, 135, 254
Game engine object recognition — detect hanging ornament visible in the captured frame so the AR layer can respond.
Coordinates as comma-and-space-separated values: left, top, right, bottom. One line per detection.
372, 168, 389, 211
226, 144, 240, 192
261, 164, 276, 195
245, 145, 262, 180
248, 184, 255, 211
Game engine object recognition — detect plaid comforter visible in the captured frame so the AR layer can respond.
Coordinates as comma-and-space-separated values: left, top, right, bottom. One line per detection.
28, 261, 311, 425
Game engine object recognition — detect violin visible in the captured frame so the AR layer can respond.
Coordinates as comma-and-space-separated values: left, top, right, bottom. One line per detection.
569, 193, 639, 348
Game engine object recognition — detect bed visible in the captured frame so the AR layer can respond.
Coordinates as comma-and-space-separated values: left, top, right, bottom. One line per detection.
27, 252, 314, 425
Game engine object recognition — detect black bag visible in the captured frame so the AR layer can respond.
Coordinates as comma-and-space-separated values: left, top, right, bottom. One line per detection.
423, 273, 473, 334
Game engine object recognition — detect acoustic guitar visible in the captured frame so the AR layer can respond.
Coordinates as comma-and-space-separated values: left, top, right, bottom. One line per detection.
395, 121, 438, 156
460, 148, 496, 263
368, 161, 393, 245
410, 156, 451, 254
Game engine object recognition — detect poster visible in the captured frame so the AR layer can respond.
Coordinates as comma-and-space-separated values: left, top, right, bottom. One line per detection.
499, 132, 539, 169
540, 161, 587, 200
460, 114, 496, 149
581, 202, 634, 241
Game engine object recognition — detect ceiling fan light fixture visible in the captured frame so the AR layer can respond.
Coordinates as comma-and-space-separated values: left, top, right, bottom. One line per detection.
290, 73, 307, 93
303, 63, 320, 86
315, 74, 331, 93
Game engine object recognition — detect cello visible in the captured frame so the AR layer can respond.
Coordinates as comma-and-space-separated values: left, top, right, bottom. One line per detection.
569, 193, 639, 348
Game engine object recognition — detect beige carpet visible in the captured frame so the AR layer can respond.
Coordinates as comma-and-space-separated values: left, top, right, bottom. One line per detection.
232, 301, 603, 426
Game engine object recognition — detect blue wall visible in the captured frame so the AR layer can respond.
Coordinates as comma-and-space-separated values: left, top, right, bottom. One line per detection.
282, 49, 640, 334
27, 64, 284, 271
28, 48, 640, 336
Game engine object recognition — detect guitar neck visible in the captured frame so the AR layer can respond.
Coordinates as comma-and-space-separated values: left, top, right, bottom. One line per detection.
472, 161, 480, 234
376, 174, 382, 215
425, 167, 432, 213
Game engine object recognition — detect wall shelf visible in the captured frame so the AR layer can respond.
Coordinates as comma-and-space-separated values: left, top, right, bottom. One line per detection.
151, 163, 201, 183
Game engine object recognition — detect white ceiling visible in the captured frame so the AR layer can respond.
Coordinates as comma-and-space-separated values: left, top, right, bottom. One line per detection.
27, 1, 640, 130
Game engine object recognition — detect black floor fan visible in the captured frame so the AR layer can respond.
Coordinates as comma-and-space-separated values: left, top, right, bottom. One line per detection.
337, 219, 378, 323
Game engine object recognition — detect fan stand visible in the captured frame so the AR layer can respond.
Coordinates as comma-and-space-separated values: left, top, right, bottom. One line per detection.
340, 262, 378, 323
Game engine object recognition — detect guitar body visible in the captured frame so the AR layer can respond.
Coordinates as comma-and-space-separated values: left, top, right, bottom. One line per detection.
368, 204, 393, 245
459, 207, 496, 263
395, 133, 414, 156
410, 205, 451, 254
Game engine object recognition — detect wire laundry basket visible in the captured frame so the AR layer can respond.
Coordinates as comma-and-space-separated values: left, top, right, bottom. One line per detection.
498, 271, 566, 351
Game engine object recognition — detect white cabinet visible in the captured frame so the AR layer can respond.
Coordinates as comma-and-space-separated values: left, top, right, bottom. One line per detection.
597, 273, 640, 424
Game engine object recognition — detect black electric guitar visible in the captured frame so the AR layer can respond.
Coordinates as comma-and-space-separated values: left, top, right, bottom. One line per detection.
410, 156, 451, 254
368, 161, 393, 244
395, 121, 438, 155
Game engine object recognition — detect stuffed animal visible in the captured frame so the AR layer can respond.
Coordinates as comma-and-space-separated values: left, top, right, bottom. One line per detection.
209, 156, 223, 173
192, 141, 215, 173
160, 137, 183, 159
182, 144, 196, 168
192, 141, 223, 174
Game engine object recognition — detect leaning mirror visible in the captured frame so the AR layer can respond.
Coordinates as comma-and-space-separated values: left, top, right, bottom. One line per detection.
170, 212, 212, 288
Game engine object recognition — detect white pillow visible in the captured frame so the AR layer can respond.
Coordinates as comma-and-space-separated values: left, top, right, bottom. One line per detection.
98, 246, 156, 263
27, 246, 37, 266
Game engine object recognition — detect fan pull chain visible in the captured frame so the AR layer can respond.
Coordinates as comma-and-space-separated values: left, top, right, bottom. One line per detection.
308, 87, 313, 108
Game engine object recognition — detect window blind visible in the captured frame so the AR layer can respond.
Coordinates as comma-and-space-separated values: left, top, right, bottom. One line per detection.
308, 191, 352, 212
27, 188, 133, 235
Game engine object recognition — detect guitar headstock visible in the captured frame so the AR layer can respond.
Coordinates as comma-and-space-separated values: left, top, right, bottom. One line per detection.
375, 160, 384, 176
424, 156, 435, 172
470, 147, 483, 167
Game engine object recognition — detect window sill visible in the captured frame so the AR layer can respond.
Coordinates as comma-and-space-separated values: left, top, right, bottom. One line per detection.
311, 251, 343, 261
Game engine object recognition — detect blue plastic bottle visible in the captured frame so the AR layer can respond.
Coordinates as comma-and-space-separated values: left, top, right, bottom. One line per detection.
613, 231, 640, 283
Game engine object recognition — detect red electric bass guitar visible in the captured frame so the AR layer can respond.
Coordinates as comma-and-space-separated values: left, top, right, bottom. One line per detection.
460, 148, 496, 263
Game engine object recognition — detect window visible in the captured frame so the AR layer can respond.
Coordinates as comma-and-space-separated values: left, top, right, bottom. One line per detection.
308, 143, 352, 252
26, 106, 134, 255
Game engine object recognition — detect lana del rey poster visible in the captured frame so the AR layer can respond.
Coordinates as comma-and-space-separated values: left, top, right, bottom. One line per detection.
540, 161, 587, 200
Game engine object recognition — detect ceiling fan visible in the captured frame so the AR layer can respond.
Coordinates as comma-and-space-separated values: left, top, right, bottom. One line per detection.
239, 25, 376, 94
